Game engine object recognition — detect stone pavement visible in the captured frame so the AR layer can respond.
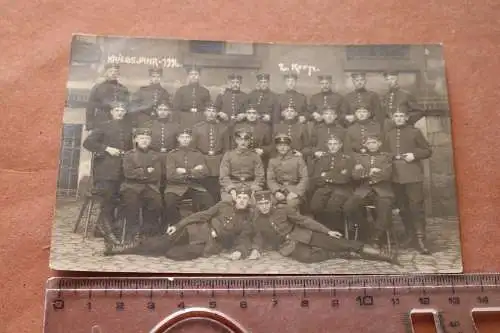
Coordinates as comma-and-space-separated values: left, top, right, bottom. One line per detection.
50, 201, 463, 274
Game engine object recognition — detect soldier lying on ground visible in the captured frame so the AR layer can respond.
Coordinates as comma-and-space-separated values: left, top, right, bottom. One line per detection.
248, 190, 398, 265
103, 187, 254, 261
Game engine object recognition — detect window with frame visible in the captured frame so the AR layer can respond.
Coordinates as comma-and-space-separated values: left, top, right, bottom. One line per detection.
189, 40, 255, 55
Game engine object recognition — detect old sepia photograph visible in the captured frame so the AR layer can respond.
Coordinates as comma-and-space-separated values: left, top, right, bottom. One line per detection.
50, 35, 461, 274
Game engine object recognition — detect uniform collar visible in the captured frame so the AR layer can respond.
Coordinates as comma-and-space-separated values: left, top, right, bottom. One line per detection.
388, 86, 400, 92
355, 87, 367, 93
282, 118, 299, 125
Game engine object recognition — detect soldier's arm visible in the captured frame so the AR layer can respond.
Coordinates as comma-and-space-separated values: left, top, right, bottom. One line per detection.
329, 156, 353, 184
85, 85, 100, 130
165, 152, 186, 182
176, 202, 222, 229
252, 155, 266, 190
295, 157, 309, 197
191, 152, 209, 178
222, 126, 232, 152
406, 93, 425, 125
412, 129, 432, 160
351, 154, 366, 180
219, 152, 236, 191
201, 87, 211, 110
311, 157, 327, 187
300, 94, 308, 117
266, 159, 282, 193
372, 154, 393, 182
82, 128, 106, 153
214, 93, 223, 111
149, 153, 163, 182
122, 152, 148, 180
286, 208, 331, 234
234, 220, 253, 258
371, 93, 384, 125
172, 87, 183, 111
261, 125, 274, 155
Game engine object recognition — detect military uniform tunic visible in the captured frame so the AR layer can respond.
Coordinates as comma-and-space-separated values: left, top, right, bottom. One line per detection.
247, 88, 279, 123
129, 83, 171, 127
344, 88, 383, 125
277, 89, 308, 118
344, 120, 382, 154
267, 151, 309, 198
173, 83, 211, 128
192, 120, 231, 177
308, 90, 347, 120
232, 120, 273, 153
381, 87, 424, 130
164, 147, 210, 196
214, 89, 248, 121
308, 122, 347, 155
85, 79, 130, 130
272, 120, 310, 155
219, 148, 265, 198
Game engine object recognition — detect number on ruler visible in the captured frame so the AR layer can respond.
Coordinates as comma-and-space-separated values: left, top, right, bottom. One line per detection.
391, 297, 400, 306
331, 299, 340, 308
52, 299, 65, 311
116, 301, 125, 311
240, 300, 248, 309
301, 299, 309, 308
147, 301, 155, 311
419, 297, 430, 305
448, 296, 460, 305
209, 300, 217, 308
356, 296, 374, 306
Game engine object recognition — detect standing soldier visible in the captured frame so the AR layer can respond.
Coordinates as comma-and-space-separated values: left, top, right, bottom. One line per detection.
248, 190, 397, 264
344, 135, 394, 245
267, 134, 309, 210
85, 63, 130, 131
82, 101, 134, 240
247, 73, 278, 124
309, 135, 354, 232
192, 103, 231, 201
232, 104, 273, 159
147, 101, 180, 192
173, 65, 211, 128
129, 66, 171, 127
219, 128, 265, 202
214, 73, 248, 124
277, 71, 308, 123
273, 103, 310, 157
381, 70, 425, 131
163, 129, 214, 228
384, 109, 432, 254
344, 105, 382, 155
120, 128, 163, 240
344, 72, 383, 126
308, 75, 347, 124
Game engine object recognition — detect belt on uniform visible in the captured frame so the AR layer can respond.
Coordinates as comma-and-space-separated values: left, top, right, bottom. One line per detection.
205, 150, 223, 156
277, 181, 298, 186
230, 176, 255, 182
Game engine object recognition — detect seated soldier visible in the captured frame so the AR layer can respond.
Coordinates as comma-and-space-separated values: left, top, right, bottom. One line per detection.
163, 129, 214, 229
272, 102, 309, 158
310, 135, 354, 232
104, 187, 254, 261
267, 134, 308, 210
219, 128, 265, 202
232, 104, 273, 159
120, 128, 163, 240
248, 190, 397, 264
344, 105, 382, 155
344, 135, 394, 246
82, 101, 133, 243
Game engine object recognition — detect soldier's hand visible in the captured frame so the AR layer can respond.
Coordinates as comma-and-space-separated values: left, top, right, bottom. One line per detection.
354, 164, 364, 170
345, 114, 355, 123
176, 168, 187, 174
321, 172, 327, 177
230, 189, 238, 201
287, 192, 298, 200
262, 114, 271, 122
255, 148, 264, 155
293, 150, 302, 157
312, 112, 322, 122
166, 226, 177, 235
403, 153, 415, 162
229, 251, 242, 260
147, 167, 155, 173
298, 115, 307, 123
105, 147, 122, 156
236, 113, 247, 121
218, 112, 229, 120
248, 249, 261, 260
193, 165, 204, 171
275, 192, 286, 201
314, 151, 325, 158
210, 229, 218, 238
328, 231, 343, 239
341, 169, 348, 175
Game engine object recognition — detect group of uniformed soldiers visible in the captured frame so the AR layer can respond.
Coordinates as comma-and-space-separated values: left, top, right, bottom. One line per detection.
82, 61, 432, 265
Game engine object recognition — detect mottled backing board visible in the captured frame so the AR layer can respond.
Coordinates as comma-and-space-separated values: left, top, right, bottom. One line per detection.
50, 35, 461, 274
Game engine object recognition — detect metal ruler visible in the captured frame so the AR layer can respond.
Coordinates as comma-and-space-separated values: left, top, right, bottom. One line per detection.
44, 274, 500, 333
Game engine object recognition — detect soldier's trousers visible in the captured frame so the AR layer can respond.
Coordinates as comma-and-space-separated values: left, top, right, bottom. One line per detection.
393, 182, 426, 238
289, 232, 363, 263
310, 187, 349, 232
202, 176, 221, 203
94, 180, 121, 225
164, 189, 214, 227
121, 187, 163, 240
344, 192, 393, 240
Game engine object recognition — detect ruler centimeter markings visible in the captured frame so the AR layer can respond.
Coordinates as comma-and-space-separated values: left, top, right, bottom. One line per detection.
44, 274, 500, 333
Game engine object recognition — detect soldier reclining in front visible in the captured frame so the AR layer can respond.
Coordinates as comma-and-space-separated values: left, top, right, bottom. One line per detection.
104, 187, 254, 261
247, 190, 398, 264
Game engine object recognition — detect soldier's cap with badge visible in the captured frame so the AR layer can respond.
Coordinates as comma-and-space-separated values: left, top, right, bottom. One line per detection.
350, 72, 366, 79
133, 128, 152, 137
317, 74, 333, 82
254, 190, 273, 203
228, 73, 243, 81
234, 127, 253, 140
234, 186, 252, 197
184, 64, 202, 74
156, 98, 173, 109
354, 103, 371, 112
110, 100, 128, 110
363, 134, 382, 145
327, 134, 343, 143
274, 133, 292, 145
256, 73, 270, 80
283, 71, 299, 80
321, 105, 337, 114
177, 128, 193, 136
148, 66, 163, 75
